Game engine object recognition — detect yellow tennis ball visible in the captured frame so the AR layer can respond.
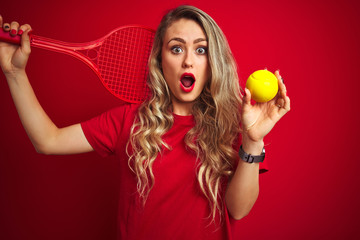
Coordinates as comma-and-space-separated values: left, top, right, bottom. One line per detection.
246, 70, 279, 102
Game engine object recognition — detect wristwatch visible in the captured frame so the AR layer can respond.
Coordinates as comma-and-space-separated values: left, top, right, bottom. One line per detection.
238, 145, 265, 163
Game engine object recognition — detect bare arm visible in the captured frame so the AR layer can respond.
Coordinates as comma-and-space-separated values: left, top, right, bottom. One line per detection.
225, 137, 262, 220
1, 18, 93, 155
225, 70, 290, 220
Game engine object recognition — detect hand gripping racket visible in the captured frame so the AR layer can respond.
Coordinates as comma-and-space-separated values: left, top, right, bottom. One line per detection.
0, 26, 155, 103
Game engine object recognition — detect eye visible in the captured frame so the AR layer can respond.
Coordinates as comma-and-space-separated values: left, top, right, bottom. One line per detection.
171, 46, 183, 54
196, 47, 207, 55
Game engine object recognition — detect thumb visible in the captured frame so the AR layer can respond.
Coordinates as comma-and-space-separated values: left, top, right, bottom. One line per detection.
243, 88, 252, 106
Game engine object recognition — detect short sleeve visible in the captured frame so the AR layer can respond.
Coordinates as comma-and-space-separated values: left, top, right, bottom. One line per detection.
81, 104, 136, 157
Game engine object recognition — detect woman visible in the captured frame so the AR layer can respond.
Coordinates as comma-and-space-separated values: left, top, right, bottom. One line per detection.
0, 5, 290, 240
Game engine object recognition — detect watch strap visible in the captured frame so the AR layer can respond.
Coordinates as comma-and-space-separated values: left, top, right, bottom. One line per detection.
238, 145, 265, 163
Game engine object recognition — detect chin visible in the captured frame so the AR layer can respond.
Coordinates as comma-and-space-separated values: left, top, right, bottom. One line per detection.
173, 92, 199, 104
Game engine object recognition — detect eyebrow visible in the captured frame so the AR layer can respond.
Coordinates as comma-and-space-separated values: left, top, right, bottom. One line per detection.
167, 37, 207, 45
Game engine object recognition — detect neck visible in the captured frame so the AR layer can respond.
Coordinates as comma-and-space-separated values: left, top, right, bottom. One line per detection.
171, 100, 194, 116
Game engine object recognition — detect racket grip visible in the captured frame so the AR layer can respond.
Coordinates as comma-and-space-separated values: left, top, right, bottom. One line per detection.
0, 28, 21, 45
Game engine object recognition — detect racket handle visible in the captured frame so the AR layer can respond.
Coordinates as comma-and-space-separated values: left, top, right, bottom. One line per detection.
0, 28, 21, 45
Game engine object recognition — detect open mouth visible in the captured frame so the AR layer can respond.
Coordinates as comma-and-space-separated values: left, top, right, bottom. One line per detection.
180, 73, 196, 92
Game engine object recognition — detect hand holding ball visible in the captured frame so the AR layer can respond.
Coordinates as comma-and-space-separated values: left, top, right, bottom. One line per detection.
246, 70, 278, 102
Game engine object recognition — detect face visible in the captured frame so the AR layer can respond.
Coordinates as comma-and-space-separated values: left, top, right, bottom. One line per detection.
161, 18, 210, 115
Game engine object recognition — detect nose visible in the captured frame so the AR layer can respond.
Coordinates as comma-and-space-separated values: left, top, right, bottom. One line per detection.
182, 51, 193, 68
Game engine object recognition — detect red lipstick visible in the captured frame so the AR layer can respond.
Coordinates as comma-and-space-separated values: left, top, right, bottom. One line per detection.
180, 73, 196, 92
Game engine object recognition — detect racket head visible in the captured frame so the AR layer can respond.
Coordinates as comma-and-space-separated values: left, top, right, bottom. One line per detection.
0, 25, 156, 103
95, 25, 155, 103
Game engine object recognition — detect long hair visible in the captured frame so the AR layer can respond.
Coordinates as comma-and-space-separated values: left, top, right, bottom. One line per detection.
127, 5, 242, 221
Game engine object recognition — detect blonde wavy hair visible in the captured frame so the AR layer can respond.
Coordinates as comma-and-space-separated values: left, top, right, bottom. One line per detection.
127, 5, 242, 221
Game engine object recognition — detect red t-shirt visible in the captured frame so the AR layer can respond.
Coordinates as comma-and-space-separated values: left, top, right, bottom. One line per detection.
81, 103, 268, 240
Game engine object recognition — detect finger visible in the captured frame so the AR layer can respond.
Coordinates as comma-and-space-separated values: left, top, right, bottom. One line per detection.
275, 98, 285, 108
3, 22, 10, 31
282, 96, 291, 113
278, 81, 287, 100
275, 69, 284, 82
0, 15, 3, 27
18, 23, 31, 36
21, 27, 32, 54
275, 70, 287, 97
275, 69, 283, 87
283, 95, 291, 112
277, 95, 291, 116
10, 21, 19, 36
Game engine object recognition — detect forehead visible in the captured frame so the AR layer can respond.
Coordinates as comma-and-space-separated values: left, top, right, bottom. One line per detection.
164, 18, 206, 40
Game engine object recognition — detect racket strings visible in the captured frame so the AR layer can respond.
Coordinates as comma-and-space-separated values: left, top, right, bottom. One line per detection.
97, 27, 154, 102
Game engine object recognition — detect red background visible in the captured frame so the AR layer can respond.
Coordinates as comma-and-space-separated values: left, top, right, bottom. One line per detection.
1, 0, 359, 239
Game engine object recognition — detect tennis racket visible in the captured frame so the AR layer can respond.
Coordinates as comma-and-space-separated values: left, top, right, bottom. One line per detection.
0, 26, 155, 103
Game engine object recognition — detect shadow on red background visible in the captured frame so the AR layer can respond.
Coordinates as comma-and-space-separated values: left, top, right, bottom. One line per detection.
1, 0, 359, 239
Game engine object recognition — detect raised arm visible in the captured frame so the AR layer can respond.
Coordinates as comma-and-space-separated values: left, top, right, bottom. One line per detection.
0, 17, 93, 155
225, 70, 290, 220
